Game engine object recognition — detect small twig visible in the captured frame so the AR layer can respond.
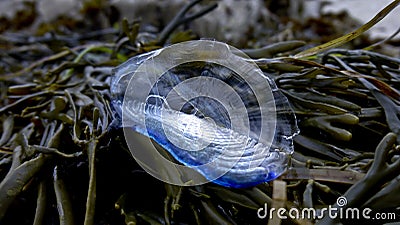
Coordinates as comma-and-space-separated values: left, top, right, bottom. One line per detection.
157, 0, 218, 45
0, 91, 52, 114
365, 26, 400, 50
84, 108, 100, 225
83, 138, 98, 225
240, 41, 306, 58
31, 145, 82, 158
268, 180, 287, 225
53, 166, 75, 225
33, 181, 47, 225
282, 167, 364, 184
164, 195, 171, 225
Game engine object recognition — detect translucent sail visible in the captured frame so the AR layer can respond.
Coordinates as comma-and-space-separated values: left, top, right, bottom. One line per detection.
110, 40, 299, 188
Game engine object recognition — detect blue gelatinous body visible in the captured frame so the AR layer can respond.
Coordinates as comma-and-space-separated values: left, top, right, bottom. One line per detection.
110, 42, 299, 188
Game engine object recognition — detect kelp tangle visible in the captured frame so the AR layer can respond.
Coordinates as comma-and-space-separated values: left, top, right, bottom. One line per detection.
0, 0, 399, 224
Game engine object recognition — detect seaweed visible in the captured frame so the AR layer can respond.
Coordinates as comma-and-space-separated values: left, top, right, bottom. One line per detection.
0, 0, 399, 224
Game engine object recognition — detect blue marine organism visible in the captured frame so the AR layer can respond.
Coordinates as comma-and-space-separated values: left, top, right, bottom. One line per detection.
110, 41, 299, 188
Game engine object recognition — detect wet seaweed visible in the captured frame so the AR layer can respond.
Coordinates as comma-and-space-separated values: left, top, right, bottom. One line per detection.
0, 0, 399, 224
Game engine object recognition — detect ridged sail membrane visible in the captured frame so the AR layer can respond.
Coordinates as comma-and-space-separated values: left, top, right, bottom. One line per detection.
110, 40, 299, 188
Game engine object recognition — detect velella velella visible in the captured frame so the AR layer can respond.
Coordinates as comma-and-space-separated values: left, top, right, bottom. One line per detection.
110, 40, 299, 188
